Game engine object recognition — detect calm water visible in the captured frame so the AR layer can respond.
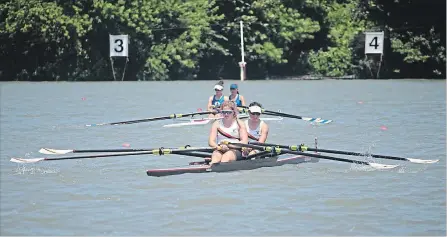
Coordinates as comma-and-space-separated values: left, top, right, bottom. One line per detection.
0, 80, 445, 235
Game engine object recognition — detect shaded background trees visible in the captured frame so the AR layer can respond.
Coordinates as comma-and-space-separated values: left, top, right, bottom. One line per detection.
0, 0, 445, 81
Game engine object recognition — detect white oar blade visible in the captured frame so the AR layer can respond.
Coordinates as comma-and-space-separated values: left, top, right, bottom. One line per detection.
407, 158, 439, 164
39, 148, 73, 155
10, 157, 45, 164
369, 162, 399, 170
302, 117, 333, 124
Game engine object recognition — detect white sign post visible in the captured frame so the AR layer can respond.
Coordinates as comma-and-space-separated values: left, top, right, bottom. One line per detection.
364, 32, 384, 55
239, 21, 246, 81
109, 35, 129, 81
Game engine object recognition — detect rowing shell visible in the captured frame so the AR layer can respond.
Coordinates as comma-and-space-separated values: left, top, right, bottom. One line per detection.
163, 115, 284, 128
146, 155, 319, 177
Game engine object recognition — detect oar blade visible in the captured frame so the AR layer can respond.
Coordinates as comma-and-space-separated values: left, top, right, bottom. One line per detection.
39, 148, 73, 155
302, 117, 333, 124
10, 157, 45, 164
368, 162, 399, 170
85, 123, 107, 127
407, 158, 439, 164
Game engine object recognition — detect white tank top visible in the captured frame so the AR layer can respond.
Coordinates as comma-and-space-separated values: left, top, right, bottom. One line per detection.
245, 120, 264, 139
216, 120, 240, 144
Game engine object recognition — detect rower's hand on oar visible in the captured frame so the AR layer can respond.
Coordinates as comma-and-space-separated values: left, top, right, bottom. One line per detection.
241, 147, 251, 157
216, 144, 229, 152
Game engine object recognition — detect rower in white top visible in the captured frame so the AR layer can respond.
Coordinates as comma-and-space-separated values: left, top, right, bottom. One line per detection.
244, 102, 270, 156
208, 101, 248, 164
207, 80, 228, 119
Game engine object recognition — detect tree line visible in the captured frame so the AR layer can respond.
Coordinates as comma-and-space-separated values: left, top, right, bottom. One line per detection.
0, 0, 445, 81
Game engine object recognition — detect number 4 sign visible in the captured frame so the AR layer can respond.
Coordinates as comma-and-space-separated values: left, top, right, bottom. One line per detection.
109, 35, 129, 57
365, 32, 384, 55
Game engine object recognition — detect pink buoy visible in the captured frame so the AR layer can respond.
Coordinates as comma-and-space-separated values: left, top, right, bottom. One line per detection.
357, 101, 364, 104
122, 143, 130, 147
380, 126, 388, 131
81, 97, 86, 101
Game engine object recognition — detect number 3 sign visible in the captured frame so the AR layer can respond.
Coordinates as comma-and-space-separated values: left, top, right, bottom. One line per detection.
364, 32, 384, 55
109, 35, 129, 57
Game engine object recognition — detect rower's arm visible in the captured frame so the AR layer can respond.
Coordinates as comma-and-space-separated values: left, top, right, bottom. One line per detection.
207, 96, 214, 111
208, 121, 219, 148
237, 119, 249, 144
240, 95, 246, 106
258, 123, 269, 143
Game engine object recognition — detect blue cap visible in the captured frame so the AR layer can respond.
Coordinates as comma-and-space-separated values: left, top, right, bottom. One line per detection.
230, 84, 238, 89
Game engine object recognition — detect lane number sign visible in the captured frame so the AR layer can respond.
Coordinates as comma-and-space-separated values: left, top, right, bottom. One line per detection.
365, 32, 384, 55
109, 35, 129, 57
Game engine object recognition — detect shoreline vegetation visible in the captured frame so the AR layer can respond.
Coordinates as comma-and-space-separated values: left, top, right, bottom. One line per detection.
1, 0, 445, 82
5, 75, 446, 82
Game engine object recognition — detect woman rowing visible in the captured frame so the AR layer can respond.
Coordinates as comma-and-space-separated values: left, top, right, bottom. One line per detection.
208, 101, 248, 164
245, 102, 270, 155
207, 80, 228, 118
229, 83, 246, 107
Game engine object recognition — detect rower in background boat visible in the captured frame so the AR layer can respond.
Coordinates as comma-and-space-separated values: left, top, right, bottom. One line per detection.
229, 83, 246, 107
207, 80, 228, 118
244, 102, 269, 155
208, 101, 248, 164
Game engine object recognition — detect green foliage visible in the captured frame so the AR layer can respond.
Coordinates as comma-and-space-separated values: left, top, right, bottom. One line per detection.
0, 0, 93, 80
0, 0, 444, 80
226, 0, 320, 63
91, 0, 225, 80
362, 0, 445, 78
307, 0, 366, 77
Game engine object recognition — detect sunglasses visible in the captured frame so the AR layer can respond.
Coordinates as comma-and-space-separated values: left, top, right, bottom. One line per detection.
249, 112, 261, 116
221, 110, 233, 115
215, 89, 222, 92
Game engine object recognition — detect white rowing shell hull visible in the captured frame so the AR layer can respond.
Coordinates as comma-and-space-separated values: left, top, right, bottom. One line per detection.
163, 119, 212, 128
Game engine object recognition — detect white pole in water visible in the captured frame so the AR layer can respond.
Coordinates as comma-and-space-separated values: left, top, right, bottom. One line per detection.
239, 20, 246, 81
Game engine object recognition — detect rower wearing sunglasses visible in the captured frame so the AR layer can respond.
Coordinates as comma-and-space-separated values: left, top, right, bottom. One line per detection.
208, 101, 248, 164
245, 102, 269, 155
207, 81, 228, 118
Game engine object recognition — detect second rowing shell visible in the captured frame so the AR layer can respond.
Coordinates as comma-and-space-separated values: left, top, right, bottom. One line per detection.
163, 116, 284, 128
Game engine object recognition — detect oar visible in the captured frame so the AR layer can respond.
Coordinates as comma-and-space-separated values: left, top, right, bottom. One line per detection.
223, 142, 399, 170
250, 141, 439, 164
38, 146, 200, 155
237, 106, 332, 124
176, 151, 212, 158
86, 111, 214, 127
11, 147, 214, 164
